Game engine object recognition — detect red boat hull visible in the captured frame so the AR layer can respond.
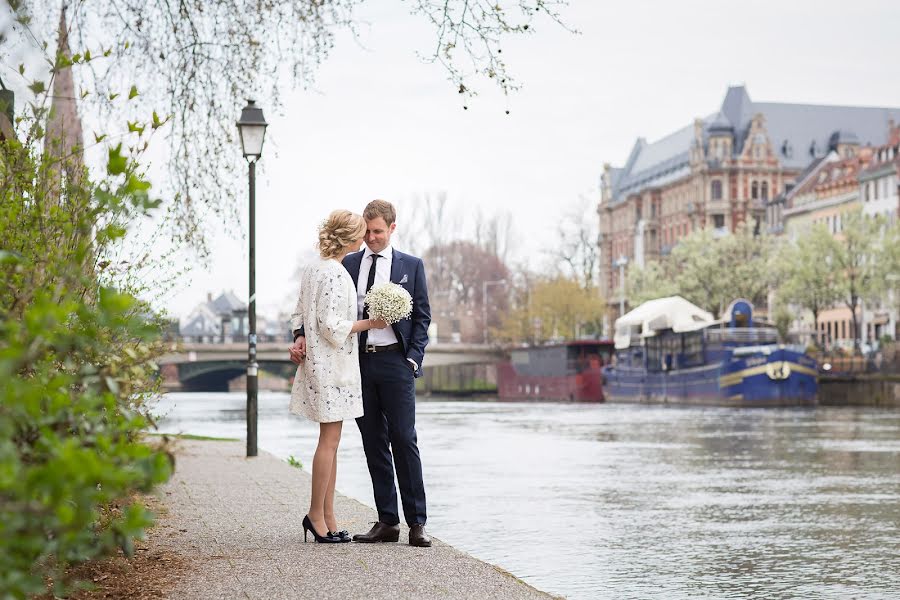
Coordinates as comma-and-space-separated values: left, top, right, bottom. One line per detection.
497, 363, 604, 402
496, 341, 613, 402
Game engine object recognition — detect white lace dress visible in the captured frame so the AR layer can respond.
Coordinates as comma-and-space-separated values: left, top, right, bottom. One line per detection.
289, 258, 363, 423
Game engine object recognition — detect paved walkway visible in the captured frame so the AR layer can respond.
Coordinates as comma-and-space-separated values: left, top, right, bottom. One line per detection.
150, 440, 556, 599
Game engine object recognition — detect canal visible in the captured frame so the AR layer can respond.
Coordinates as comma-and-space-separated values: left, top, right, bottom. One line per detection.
154, 393, 900, 599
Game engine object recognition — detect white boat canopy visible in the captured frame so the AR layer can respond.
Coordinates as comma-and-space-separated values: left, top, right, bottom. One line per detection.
613, 296, 715, 349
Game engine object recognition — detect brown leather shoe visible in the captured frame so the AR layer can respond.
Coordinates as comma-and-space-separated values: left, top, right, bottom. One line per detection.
408, 524, 432, 547
352, 522, 400, 543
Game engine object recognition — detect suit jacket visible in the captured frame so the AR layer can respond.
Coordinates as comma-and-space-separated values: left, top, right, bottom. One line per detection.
342, 248, 431, 378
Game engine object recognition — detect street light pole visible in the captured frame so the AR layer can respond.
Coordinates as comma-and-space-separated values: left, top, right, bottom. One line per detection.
482, 279, 507, 345
236, 100, 268, 458
246, 157, 258, 457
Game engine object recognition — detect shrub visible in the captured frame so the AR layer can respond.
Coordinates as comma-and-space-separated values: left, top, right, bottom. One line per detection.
0, 84, 171, 597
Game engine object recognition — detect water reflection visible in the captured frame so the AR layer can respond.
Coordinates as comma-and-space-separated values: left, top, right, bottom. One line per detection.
154, 393, 900, 600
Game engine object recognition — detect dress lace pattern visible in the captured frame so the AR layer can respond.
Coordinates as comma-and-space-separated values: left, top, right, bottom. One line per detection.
289, 258, 363, 423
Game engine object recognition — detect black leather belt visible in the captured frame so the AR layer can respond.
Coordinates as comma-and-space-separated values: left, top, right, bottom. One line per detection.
364, 343, 401, 353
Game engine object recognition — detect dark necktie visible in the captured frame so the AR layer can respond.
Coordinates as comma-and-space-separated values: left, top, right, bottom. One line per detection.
360, 254, 381, 347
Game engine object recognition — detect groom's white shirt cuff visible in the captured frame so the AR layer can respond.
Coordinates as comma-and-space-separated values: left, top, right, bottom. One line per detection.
407, 358, 418, 371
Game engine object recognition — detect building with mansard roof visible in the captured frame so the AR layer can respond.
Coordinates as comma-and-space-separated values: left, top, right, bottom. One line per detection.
599, 85, 900, 318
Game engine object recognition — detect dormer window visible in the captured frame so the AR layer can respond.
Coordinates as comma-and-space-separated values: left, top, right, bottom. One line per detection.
810, 141, 819, 157
782, 140, 793, 158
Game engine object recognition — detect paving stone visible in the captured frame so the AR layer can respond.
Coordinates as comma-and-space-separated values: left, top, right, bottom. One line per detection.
151, 440, 556, 599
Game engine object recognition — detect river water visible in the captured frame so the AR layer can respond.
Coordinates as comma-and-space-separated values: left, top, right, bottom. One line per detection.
154, 393, 900, 599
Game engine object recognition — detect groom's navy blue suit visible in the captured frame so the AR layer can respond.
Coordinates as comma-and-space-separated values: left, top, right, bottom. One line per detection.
342, 248, 431, 527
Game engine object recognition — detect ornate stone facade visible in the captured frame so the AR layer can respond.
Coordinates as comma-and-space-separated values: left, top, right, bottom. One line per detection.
599, 86, 900, 319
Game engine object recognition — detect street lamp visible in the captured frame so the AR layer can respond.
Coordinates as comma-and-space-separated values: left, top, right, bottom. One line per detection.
236, 99, 268, 458
614, 255, 628, 317
482, 279, 507, 345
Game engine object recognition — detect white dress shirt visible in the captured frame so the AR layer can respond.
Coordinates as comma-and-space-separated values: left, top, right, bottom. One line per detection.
358, 244, 400, 346
358, 244, 418, 371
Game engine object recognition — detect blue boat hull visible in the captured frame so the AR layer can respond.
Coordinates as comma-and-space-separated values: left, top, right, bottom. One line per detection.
603, 348, 818, 407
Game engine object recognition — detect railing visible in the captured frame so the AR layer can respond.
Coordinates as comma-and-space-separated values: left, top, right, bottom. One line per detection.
814, 351, 900, 376
705, 327, 779, 345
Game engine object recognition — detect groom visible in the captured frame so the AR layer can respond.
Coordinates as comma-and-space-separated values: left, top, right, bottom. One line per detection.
291, 199, 432, 547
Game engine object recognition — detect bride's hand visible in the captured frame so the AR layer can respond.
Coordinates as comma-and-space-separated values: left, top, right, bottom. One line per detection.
369, 318, 389, 330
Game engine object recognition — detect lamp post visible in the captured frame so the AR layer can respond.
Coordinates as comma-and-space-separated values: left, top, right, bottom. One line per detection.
614, 256, 628, 317
236, 99, 268, 458
482, 279, 507, 345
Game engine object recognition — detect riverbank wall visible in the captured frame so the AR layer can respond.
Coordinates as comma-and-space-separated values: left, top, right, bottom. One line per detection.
819, 375, 900, 408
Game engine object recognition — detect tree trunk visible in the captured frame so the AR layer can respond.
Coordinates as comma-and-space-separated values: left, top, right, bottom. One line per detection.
812, 307, 820, 348
848, 295, 860, 355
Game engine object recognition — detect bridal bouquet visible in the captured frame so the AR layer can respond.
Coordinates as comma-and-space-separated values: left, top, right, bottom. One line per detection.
365, 283, 413, 324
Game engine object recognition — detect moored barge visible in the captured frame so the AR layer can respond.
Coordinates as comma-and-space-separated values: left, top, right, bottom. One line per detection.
603, 297, 818, 407
497, 340, 615, 402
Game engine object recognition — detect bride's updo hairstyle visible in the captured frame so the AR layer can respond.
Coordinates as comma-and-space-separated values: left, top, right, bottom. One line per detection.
318, 210, 367, 259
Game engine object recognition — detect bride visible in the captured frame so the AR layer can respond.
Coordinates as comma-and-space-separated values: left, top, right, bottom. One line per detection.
288, 209, 387, 543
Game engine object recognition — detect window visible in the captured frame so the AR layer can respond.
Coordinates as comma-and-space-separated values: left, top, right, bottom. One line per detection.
751, 181, 759, 199
874, 180, 880, 200
711, 180, 723, 200
761, 182, 769, 200
713, 214, 725, 228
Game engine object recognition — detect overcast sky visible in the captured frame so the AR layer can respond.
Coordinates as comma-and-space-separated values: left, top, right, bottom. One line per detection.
12, 1, 900, 320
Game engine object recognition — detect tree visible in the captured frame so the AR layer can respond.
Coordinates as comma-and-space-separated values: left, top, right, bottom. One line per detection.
626, 259, 679, 306
670, 223, 775, 316
494, 276, 605, 343
7, 0, 571, 256
777, 224, 841, 346
424, 240, 510, 337
832, 211, 892, 353
549, 195, 599, 290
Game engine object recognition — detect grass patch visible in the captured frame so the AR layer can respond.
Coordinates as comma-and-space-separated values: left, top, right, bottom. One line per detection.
145, 433, 239, 442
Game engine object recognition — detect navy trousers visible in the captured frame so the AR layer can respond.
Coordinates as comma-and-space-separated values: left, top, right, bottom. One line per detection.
356, 350, 427, 527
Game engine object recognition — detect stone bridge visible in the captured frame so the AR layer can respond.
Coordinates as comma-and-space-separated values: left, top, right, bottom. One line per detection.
158, 342, 505, 392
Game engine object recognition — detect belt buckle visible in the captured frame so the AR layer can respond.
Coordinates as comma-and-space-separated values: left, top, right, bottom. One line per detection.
365, 344, 376, 353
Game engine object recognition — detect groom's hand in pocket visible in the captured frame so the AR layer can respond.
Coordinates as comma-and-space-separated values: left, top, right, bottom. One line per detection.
289, 337, 307, 364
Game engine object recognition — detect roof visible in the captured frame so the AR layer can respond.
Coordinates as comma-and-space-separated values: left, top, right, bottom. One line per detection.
211, 290, 246, 314
614, 296, 715, 349
607, 86, 900, 204
789, 151, 869, 198
180, 303, 221, 337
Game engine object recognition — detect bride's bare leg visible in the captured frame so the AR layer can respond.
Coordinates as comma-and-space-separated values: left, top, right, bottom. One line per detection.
324, 448, 339, 532
308, 421, 342, 536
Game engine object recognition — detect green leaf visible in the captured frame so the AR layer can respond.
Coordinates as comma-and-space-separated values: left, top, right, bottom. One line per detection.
94, 132, 107, 143
0, 250, 24, 265
28, 80, 46, 95
109, 92, 119, 101
128, 85, 138, 100
107, 144, 127, 175
84, 49, 92, 62
127, 121, 145, 135
124, 175, 151, 194
151, 111, 169, 129
18, 63, 25, 75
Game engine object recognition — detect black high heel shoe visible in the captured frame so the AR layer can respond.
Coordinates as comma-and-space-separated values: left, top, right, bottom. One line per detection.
328, 529, 352, 543
303, 515, 341, 543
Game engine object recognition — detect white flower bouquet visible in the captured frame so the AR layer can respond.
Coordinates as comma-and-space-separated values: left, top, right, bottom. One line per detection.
364, 282, 413, 324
